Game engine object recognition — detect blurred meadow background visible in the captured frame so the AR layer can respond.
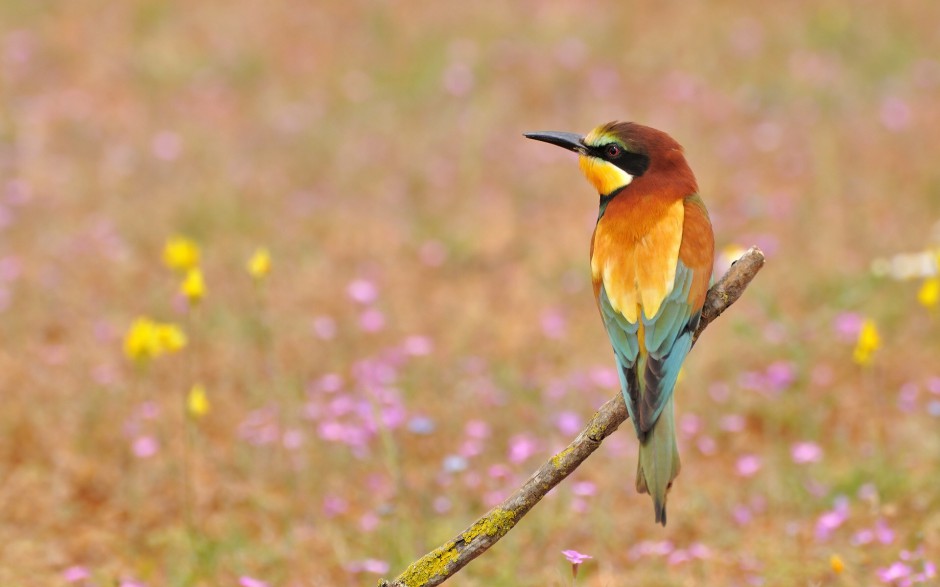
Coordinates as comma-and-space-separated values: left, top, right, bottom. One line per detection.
2, 0, 940, 585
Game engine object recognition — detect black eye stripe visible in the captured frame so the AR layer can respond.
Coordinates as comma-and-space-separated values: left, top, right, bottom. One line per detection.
590, 143, 650, 177
617, 152, 650, 176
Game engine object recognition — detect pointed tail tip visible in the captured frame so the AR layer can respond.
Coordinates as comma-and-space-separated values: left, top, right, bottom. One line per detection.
655, 501, 667, 527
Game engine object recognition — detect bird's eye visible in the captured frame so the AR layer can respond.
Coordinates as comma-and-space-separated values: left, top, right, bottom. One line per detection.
605, 144, 621, 158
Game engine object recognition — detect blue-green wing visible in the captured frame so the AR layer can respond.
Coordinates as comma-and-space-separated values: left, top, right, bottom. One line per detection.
639, 261, 700, 434
598, 285, 641, 435
600, 261, 701, 441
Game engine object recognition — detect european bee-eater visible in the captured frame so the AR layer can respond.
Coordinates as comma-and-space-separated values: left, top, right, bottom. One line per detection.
525, 122, 714, 526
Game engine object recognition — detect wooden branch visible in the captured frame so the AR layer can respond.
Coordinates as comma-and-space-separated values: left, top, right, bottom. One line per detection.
379, 246, 766, 587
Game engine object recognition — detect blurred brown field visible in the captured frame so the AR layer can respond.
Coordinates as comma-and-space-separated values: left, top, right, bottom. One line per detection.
1, 0, 939, 585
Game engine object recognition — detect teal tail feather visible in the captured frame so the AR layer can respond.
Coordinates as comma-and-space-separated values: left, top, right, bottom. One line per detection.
635, 395, 680, 526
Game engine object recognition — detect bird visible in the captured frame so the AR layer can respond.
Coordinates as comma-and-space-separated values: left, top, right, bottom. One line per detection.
524, 122, 714, 526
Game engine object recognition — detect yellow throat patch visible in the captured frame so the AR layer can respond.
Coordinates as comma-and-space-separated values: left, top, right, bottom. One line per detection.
578, 155, 633, 195
578, 126, 633, 195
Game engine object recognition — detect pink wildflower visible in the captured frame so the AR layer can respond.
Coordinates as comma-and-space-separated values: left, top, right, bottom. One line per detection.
898, 382, 919, 412
697, 436, 717, 455
874, 519, 895, 544
151, 130, 182, 161
442, 62, 474, 97
880, 97, 912, 131
433, 496, 451, 513
815, 499, 849, 541
347, 279, 378, 304
852, 528, 875, 545
833, 312, 863, 341
419, 240, 447, 266
708, 382, 731, 402
572, 481, 597, 497
508, 434, 539, 463
721, 414, 746, 432
483, 490, 504, 507
877, 562, 911, 583
282, 429, 303, 450
765, 361, 796, 392
322, 495, 348, 517
927, 377, 940, 395
679, 413, 701, 437
464, 420, 490, 439
540, 308, 567, 339
629, 540, 674, 559
312, 315, 337, 339
562, 550, 593, 578
924, 561, 937, 579
688, 543, 711, 559
63, 566, 90, 583
132, 436, 159, 458
554, 411, 582, 435
402, 335, 433, 356
347, 559, 389, 574
736, 455, 762, 477
791, 441, 823, 464
732, 504, 753, 526
668, 549, 692, 565
562, 549, 592, 564
488, 464, 510, 479
588, 366, 618, 388
359, 308, 385, 332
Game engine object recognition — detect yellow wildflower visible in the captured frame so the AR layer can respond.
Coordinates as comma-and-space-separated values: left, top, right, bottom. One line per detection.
917, 277, 939, 309
180, 267, 206, 304
852, 319, 880, 366
124, 317, 162, 362
247, 247, 271, 280
715, 244, 747, 275
722, 244, 747, 263
829, 554, 844, 574
124, 318, 187, 361
156, 323, 187, 353
187, 384, 210, 418
163, 235, 200, 272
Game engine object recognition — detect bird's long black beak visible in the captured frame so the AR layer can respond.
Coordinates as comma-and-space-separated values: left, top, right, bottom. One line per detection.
523, 131, 586, 154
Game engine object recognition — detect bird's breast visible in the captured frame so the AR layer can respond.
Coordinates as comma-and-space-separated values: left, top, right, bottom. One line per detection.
591, 197, 685, 323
